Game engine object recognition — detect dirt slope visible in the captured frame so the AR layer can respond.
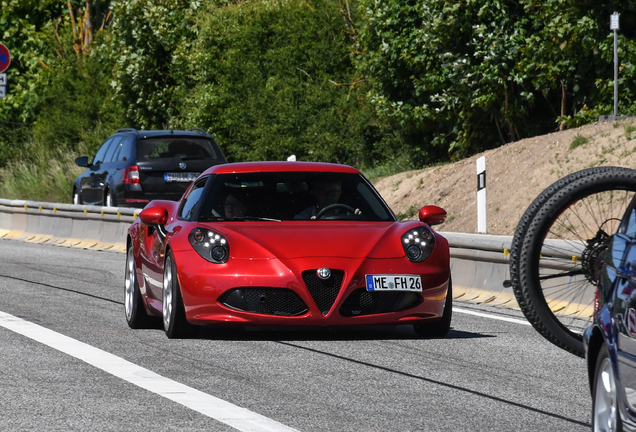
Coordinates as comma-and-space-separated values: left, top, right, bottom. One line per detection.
372, 118, 636, 236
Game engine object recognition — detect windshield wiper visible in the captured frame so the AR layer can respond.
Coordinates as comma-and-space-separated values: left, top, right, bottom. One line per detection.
199, 215, 281, 222
178, 156, 211, 161
232, 216, 282, 222
199, 215, 227, 221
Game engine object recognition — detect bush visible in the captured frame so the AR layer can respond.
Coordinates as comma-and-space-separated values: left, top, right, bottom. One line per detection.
0, 138, 85, 202
176, 0, 403, 168
356, 0, 636, 160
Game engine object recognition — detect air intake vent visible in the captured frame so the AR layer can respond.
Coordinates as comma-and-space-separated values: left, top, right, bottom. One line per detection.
302, 269, 344, 315
339, 289, 421, 316
218, 288, 309, 316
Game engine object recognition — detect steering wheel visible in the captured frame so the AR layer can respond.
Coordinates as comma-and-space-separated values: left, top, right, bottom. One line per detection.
316, 203, 356, 219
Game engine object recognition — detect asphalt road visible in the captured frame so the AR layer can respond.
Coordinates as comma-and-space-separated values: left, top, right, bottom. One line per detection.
0, 239, 591, 431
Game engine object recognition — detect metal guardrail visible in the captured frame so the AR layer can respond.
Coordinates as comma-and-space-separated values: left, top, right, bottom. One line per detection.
0, 199, 525, 305
437, 232, 515, 305
0, 199, 140, 253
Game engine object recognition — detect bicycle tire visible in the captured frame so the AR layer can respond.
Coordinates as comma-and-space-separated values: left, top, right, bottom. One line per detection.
510, 166, 636, 357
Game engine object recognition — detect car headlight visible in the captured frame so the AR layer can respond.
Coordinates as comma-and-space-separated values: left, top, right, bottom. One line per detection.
189, 228, 229, 264
401, 226, 435, 262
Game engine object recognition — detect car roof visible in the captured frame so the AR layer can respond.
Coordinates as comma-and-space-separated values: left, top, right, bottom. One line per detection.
115, 129, 213, 139
202, 161, 360, 176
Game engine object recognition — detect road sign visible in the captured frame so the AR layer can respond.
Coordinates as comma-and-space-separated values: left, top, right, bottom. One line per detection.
0, 87, 5, 98
611, 12, 620, 30
0, 73, 5, 86
0, 44, 10, 73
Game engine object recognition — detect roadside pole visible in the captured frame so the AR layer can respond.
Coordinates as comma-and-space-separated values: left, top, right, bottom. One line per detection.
477, 156, 486, 233
612, 12, 620, 116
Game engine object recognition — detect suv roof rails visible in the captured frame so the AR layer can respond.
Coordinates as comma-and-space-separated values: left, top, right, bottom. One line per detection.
188, 128, 208, 135
117, 128, 138, 135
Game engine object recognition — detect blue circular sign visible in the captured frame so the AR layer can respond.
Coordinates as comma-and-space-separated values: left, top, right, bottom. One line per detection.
0, 44, 11, 73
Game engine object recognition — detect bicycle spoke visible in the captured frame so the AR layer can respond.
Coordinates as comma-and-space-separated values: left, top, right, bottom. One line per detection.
538, 269, 585, 281
511, 167, 636, 356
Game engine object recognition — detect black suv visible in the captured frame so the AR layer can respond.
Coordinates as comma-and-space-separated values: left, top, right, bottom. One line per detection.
73, 128, 227, 208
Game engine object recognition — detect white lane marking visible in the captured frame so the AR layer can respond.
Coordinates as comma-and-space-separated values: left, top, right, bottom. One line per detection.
454, 307, 531, 326
0, 311, 299, 432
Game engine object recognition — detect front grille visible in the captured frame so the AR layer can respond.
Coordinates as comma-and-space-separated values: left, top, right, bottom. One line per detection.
218, 288, 309, 316
302, 269, 344, 315
339, 288, 421, 317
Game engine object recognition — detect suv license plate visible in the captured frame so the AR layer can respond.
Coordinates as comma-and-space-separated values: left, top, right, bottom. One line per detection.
365, 275, 422, 292
164, 172, 200, 182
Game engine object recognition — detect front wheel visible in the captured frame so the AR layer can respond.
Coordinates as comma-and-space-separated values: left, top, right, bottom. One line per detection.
124, 245, 152, 329
73, 188, 82, 205
163, 250, 198, 338
592, 344, 622, 432
510, 166, 636, 357
104, 189, 115, 207
413, 278, 452, 338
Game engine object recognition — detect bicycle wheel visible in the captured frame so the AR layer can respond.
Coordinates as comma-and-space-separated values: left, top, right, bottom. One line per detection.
510, 166, 636, 357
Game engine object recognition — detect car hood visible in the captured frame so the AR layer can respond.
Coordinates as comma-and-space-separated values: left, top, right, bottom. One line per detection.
214, 222, 410, 260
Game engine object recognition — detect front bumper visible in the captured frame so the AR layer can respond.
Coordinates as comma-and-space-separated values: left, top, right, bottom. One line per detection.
175, 252, 450, 326
116, 186, 184, 208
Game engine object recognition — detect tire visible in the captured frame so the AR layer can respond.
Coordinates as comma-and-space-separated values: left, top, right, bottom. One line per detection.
104, 189, 115, 207
414, 277, 452, 338
72, 188, 82, 205
163, 250, 198, 338
510, 166, 636, 357
124, 245, 152, 329
592, 344, 623, 432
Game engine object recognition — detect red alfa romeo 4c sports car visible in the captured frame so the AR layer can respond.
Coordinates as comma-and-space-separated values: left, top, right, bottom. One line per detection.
125, 161, 451, 338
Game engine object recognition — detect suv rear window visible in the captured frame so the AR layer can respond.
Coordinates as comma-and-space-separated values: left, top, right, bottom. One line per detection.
137, 138, 221, 162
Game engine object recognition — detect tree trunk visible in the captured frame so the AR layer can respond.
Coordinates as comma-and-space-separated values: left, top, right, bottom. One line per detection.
559, 80, 566, 131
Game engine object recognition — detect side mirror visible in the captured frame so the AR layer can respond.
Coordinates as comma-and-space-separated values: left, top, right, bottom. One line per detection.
140, 206, 169, 226
75, 156, 90, 167
419, 205, 447, 226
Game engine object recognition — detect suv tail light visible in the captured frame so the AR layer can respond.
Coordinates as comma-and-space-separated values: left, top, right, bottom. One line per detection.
123, 165, 140, 185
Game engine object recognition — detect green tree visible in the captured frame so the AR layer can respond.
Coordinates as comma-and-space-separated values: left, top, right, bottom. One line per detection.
106, 0, 200, 129
177, 0, 400, 167
0, 0, 113, 165
517, 0, 636, 127
357, 0, 636, 161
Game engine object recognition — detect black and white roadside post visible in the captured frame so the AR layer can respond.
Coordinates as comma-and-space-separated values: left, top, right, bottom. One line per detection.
0, 73, 6, 99
477, 156, 486, 233
611, 12, 620, 116
0, 43, 11, 98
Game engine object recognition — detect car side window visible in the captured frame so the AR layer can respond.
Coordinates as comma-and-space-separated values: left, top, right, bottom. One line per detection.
179, 177, 209, 220
622, 208, 636, 240
617, 196, 636, 240
104, 136, 123, 163
92, 137, 115, 165
115, 137, 134, 162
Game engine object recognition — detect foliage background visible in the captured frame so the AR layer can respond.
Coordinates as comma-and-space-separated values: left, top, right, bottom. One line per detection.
356, 0, 636, 159
1, 0, 635, 202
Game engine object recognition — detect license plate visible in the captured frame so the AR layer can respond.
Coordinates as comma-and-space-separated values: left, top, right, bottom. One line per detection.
365, 274, 422, 292
164, 172, 200, 182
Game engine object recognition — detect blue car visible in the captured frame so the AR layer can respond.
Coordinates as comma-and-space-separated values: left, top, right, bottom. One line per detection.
506, 166, 636, 431
585, 198, 636, 432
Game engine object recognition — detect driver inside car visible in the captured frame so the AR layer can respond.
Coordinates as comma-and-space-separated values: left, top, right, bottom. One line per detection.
294, 181, 361, 220
224, 193, 248, 220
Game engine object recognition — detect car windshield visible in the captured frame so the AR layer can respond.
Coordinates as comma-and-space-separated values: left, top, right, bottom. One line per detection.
198, 172, 395, 222
137, 137, 220, 161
